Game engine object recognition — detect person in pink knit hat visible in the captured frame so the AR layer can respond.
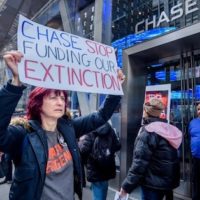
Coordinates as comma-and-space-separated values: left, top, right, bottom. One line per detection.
119, 98, 182, 200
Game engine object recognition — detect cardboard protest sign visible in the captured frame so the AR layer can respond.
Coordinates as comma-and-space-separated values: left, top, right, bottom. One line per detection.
17, 15, 123, 95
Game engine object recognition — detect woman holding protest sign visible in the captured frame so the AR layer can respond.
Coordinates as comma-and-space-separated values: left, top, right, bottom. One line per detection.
0, 50, 125, 200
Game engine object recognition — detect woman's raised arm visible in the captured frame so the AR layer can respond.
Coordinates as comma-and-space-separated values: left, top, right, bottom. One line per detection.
3, 51, 23, 86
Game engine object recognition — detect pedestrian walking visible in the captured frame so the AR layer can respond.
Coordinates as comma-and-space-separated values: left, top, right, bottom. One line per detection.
119, 98, 182, 200
0, 153, 12, 184
79, 122, 121, 200
188, 102, 200, 200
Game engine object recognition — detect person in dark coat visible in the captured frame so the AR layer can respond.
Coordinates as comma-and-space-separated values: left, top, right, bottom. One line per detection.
78, 122, 121, 200
0, 51, 125, 200
119, 98, 182, 200
0, 153, 13, 184
189, 102, 200, 200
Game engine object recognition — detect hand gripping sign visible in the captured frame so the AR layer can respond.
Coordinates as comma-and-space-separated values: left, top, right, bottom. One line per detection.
17, 15, 123, 95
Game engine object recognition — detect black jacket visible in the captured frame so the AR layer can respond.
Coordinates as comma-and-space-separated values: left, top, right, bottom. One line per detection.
0, 81, 121, 200
122, 117, 182, 193
78, 123, 121, 182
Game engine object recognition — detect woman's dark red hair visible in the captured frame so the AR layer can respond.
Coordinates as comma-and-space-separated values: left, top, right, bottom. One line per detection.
26, 87, 68, 122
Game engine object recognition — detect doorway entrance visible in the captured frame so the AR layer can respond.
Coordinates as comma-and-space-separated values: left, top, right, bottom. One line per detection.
146, 50, 200, 198
121, 22, 200, 199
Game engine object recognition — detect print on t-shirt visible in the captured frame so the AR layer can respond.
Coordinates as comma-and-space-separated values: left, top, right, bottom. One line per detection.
46, 143, 72, 174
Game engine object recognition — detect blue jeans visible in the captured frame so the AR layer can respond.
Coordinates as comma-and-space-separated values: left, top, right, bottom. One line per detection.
141, 186, 173, 200
91, 181, 108, 200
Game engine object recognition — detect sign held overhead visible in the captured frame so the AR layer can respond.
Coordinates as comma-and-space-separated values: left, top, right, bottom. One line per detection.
17, 15, 123, 95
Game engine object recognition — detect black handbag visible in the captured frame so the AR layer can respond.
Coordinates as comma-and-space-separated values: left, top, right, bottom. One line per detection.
0, 154, 8, 178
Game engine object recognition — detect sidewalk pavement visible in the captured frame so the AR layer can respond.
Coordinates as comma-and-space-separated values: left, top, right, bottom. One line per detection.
78, 183, 141, 200
0, 177, 184, 200
0, 177, 10, 200
0, 180, 185, 200
0, 177, 141, 200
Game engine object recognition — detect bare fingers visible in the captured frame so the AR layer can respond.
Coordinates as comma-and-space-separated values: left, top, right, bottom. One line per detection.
3, 51, 23, 64
117, 68, 126, 83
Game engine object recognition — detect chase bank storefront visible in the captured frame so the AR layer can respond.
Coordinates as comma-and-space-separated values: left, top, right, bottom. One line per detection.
119, 0, 200, 199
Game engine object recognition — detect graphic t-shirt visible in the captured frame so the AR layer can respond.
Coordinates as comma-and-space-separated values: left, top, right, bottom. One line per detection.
41, 130, 74, 200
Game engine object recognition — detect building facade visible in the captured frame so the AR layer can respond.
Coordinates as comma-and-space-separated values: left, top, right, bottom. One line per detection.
120, 1, 200, 199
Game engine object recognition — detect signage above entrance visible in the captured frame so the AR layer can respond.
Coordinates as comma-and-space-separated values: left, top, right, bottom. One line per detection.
135, 0, 199, 34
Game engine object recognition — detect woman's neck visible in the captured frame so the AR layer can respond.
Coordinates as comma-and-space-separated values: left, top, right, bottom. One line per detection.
41, 118, 57, 132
